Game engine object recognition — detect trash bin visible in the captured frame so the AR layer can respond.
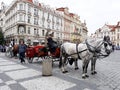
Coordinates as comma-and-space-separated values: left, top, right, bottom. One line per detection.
42, 57, 52, 76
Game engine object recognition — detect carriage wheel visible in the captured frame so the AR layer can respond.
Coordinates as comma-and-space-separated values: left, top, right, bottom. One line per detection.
28, 57, 33, 63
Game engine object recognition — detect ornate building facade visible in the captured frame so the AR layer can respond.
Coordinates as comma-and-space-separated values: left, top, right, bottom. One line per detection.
2, 0, 63, 44
94, 22, 120, 46
1, 0, 88, 45
56, 7, 88, 42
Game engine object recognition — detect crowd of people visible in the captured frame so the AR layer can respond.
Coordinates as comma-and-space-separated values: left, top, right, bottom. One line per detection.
0, 39, 27, 64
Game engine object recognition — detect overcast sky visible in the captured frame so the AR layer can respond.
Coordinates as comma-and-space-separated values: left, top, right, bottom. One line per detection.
0, 0, 120, 35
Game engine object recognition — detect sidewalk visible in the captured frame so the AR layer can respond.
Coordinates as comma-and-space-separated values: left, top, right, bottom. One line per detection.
0, 53, 98, 90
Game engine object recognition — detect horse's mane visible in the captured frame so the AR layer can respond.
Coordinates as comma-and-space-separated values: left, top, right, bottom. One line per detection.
86, 37, 103, 47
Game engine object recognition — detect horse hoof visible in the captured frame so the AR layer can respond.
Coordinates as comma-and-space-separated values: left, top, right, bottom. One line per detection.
62, 71, 68, 73
94, 71, 97, 74
82, 76, 86, 79
91, 72, 95, 75
85, 75, 89, 78
75, 67, 79, 70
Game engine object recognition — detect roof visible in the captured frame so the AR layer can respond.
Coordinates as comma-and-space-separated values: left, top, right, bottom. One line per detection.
56, 7, 68, 12
108, 21, 120, 31
27, 0, 33, 3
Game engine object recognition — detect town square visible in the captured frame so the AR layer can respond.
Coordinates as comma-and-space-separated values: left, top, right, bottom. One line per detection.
0, 0, 120, 90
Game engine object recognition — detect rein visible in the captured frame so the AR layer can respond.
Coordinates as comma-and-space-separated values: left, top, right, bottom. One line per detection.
85, 39, 103, 53
85, 39, 109, 58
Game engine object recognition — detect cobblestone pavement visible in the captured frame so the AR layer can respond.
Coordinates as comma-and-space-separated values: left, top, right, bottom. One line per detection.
64, 50, 120, 90
0, 51, 120, 90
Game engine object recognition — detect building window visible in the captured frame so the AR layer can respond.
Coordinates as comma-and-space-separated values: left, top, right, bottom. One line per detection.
61, 19, 62, 26
28, 27, 30, 34
42, 30, 45, 36
34, 8, 38, 15
28, 16, 31, 23
19, 26, 24, 34
34, 18, 38, 25
37, 29, 39, 34
34, 28, 37, 35
52, 16, 54, 29
42, 12, 45, 27
19, 14, 23, 21
28, 5, 31, 13
19, 14, 25, 22
19, 4, 23, 10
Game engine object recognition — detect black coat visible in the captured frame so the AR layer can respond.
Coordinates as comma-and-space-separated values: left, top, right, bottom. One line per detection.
47, 37, 57, 48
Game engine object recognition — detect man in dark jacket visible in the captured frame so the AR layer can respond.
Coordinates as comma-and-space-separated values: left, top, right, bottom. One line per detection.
47, 32, 57, 53
18, 40, 27, 63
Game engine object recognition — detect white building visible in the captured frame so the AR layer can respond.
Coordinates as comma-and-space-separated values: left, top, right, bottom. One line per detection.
0, 2, 6, 31
94, 22, 120, 46
3, 0, 63, 44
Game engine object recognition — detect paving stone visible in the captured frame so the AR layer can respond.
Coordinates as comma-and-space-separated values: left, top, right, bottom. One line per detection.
0, 61, 16, 66
20, 77, 76, 90
5, 80, 17, 85
0, 85, 11, 90
0, 65, 28, 72
9, 84, 26, 90
0, 73, 13, 82
98, 86, 113, 90
5, 69, 41, 80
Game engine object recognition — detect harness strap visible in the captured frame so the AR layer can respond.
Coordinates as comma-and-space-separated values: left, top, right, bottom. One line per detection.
67, 47, 88, 57
76, 44, 81, 59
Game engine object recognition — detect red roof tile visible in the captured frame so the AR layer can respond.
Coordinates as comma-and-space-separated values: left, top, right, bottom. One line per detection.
56, 7, 65, 11
106, 25, 115, 29
69, 13, 75, 17
27, 0, 33, 3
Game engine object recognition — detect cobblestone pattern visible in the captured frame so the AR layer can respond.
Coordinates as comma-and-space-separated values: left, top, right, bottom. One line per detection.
0, 51, 120, 90
64, 50, 120, 90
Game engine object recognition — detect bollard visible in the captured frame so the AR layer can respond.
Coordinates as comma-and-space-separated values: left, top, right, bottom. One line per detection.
42, 57, 52, 76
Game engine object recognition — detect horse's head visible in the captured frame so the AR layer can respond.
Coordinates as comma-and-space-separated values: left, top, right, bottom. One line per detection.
95, 37, 112, 57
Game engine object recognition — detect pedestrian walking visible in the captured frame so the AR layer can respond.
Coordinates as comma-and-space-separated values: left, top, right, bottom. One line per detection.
18, 39, 27, 63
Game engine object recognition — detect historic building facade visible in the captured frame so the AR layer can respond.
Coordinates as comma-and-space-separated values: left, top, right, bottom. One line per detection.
1, 0, 88, 45
2, 0, 63, 44
56, 7, 88, 42
94, 22, 120, 46
0, 2, 6, 31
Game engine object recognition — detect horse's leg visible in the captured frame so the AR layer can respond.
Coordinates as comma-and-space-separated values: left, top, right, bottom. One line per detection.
61, 56, 68, 73
91, 57, 97, 75
85, 60, 90, 78
91, 57, 96, 75
91, 58, 95, 75
82, 58, 90, 79
82, 59, 86, 79
74, 59, 79, 70
59, 56, 62, 68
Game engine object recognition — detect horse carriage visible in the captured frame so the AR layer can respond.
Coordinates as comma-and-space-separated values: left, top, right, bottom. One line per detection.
26, 45, 47, 63
26, 45, 60, 63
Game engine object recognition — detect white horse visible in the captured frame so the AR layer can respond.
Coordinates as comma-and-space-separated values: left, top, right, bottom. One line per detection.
59, 37, 112, 79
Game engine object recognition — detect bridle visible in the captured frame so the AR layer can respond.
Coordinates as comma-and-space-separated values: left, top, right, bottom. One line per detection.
85, 39, 111, 58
